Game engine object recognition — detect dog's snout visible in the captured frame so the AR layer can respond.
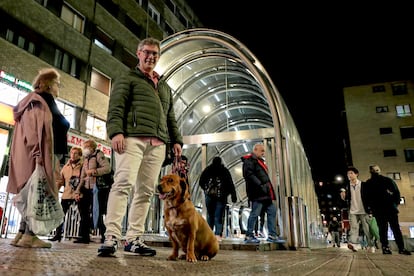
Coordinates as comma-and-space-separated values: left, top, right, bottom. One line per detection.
157, 184, 162, 193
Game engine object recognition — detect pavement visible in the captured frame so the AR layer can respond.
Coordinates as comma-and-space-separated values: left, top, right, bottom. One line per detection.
1, 235, 413, 276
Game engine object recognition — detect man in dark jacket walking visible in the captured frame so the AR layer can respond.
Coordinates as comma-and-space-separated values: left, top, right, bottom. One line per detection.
365, 164, 411, 255
199, 156, 237, 241
241, 143, 284, 243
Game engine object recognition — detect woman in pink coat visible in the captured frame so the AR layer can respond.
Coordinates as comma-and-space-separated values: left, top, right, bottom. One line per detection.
7, 68, 70, 248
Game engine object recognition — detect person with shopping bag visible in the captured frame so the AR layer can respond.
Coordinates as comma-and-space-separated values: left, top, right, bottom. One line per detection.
8, 68, 70, 248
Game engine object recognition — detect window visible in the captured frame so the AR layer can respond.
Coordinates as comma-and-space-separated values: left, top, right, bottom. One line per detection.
400, 126, 414, 139
86, 115, 107, 140
164, 21, 175, 36
94, 27, 114, 54
383, 149, 397, 157
379, 127, 392, 135
396, 104, 411, 117
372, 85, 385, 93
54, 49, 79, 77
409, 172, 414, 186
404, 149, 414, 162
90, 68, 111, 95
17, 36, 25, 49
165, 0, 176, 14
5, 28, 37, 54
56, 100, 75, 128
121, 47, 137, 69
391, 82, 408, 95
5, 29, 14, 43
148, 3, 160, 24
125, 15, 143, 37
97, 0, 119, 18
61, 3, 85, 33
376, 106, 388, 113
177, 11, 188, 27
386, 172, 401, 180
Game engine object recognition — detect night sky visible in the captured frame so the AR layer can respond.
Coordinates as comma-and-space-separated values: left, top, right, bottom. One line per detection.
186, 1, 413, 181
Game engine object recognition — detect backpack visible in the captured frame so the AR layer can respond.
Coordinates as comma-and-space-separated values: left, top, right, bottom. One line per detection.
96, 169, 114, 190
206, 176, 222, 198
89, 150, 114, 190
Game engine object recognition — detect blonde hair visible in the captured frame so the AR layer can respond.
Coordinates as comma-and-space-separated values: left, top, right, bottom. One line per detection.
32, 68, 60, 93
83, 139, 97, 151
70, 146, 82, 156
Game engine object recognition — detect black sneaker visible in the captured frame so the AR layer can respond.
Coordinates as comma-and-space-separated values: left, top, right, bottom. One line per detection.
98, 236, 118, 257
124, 237, 156, 256
399, 249, 412, 255
382, 247, 392, 254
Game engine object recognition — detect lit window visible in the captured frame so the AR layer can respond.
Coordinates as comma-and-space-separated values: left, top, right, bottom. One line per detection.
86, 115, 107, 140
56, 100, 75, 128
94, 27, 114, 54
396, 104, 411, 117
409, 172, 414, 186
386, 172, 401, 180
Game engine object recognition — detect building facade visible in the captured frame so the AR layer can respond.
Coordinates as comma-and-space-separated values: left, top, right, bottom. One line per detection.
344, 80, 414, 236
0, 0, 200, 237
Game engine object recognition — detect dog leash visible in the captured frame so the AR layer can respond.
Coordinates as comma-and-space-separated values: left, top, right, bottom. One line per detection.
172, 156, 190, 181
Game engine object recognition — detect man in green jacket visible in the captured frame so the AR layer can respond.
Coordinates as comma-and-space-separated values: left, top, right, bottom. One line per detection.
99, 37, 183, 257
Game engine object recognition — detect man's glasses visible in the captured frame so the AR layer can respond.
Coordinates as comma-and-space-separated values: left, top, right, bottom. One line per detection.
140, 50, 159, 57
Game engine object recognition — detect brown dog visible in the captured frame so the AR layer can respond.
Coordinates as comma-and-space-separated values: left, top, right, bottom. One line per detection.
157, 174, 219, 262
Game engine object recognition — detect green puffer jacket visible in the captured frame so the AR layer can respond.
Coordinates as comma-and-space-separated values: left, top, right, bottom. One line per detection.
106, 68, 182, 146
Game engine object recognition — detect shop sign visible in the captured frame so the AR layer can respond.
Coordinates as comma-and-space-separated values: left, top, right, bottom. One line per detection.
0, 70, 32, 92
67, 132, 111, 158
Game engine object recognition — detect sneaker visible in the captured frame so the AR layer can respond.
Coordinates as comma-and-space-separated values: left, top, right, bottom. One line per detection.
244, 236, 260, 243
98, 236, 118, 257
10, 232, 23, 246
347, 243, 357, 252
257, 232, 266, 239
382, 247, 392, 254
368, 246, 376, 253
399, 249, 412, 255
124, 237, 156, 256
267, 235, 286, 243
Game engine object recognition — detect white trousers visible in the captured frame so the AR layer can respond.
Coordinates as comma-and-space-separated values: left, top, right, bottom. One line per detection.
104, 137, 165, 242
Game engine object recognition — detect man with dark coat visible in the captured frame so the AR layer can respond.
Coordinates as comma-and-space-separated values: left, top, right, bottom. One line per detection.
241, 143, 284, 244
199, 156, 237, 241
364, 164, 411, 255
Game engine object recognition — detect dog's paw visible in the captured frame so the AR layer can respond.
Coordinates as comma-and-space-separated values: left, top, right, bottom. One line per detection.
186, 253, 197, 263
200, 255, 210, 261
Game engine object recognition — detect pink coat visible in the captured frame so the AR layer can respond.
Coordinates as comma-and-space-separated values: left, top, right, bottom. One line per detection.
6, 92, 57, 198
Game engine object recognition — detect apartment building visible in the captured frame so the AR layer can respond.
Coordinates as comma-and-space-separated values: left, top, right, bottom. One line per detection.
0, 0, 200, 157
344, 80, 414, 236
0, 0, 201, 233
